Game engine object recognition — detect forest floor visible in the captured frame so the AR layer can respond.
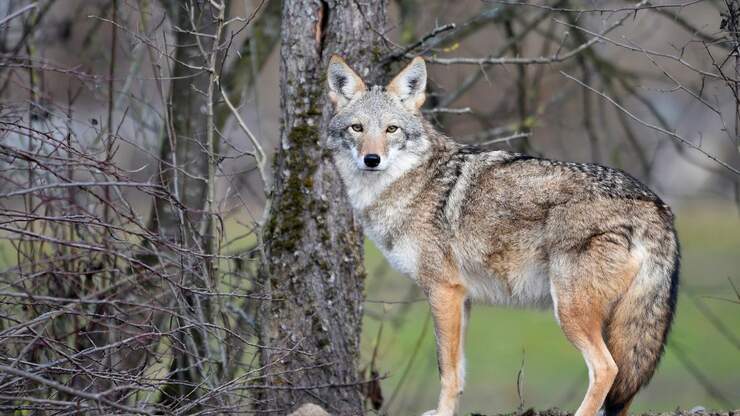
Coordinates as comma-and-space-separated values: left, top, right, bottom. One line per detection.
285, 404, 739, 416
471, 409, 739, 416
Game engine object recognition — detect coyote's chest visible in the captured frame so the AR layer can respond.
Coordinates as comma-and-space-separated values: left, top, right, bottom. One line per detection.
363, 221, 419, 278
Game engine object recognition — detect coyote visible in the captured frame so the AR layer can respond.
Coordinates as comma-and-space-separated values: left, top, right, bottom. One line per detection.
326, 55, 679, 416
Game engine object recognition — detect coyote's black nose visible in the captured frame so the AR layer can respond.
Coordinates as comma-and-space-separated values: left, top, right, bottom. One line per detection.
364, 154, 381, 168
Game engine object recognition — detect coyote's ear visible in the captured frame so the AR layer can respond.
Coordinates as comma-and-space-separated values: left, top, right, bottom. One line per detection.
387, 56, 426, 112
328, 55, 366, 109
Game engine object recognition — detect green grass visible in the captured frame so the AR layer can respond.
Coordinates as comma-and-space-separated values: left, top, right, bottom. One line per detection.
360, 200, 740, 415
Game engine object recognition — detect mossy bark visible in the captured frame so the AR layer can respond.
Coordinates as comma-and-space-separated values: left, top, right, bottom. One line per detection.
258, 0, 387, 414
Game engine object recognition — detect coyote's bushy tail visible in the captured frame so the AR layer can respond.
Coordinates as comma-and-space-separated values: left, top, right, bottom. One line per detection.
603, 227, 680, 416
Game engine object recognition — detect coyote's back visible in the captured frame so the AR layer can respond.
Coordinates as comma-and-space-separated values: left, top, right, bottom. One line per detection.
325, 55, 679, 416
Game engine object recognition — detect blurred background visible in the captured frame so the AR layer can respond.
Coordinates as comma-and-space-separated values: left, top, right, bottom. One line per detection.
1, 0, 738, 414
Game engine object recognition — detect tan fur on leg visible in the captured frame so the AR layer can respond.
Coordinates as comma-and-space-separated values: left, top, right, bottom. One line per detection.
426, 282, 468, 416
569, 325, 618, 416
555, 291, 617, 416
551, 238, 641, 416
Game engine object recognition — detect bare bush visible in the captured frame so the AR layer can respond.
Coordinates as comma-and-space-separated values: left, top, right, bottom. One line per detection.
0, 0, 268, 413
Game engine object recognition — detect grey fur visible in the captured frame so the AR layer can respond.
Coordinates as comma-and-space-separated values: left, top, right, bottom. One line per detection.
326, 58, 679, 416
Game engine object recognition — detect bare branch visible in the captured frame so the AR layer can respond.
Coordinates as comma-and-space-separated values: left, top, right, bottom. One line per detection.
561, 71, 740, 175
0, 3, 37, 28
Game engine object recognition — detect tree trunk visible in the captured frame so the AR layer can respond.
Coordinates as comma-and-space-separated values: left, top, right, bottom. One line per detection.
148, 2, 216, 244
258, 1, 387, 414
145, 1, 225, 407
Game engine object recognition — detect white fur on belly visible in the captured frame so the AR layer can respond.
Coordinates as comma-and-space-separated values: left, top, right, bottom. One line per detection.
461, 260, 552, 307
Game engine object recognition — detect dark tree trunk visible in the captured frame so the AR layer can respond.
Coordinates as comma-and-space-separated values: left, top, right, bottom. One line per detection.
145, 1, 225, 407
148, 2, 217, 243
258, 0, 387, 414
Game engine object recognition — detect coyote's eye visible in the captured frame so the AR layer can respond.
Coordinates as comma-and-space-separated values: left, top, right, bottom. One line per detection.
386, 125, 398, 133
350, 124, 363, 132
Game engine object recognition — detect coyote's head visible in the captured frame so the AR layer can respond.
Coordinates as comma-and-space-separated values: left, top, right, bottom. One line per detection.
326, 55, 430, 172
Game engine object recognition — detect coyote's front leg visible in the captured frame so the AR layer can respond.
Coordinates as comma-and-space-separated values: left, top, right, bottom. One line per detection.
423, 282, 469, 416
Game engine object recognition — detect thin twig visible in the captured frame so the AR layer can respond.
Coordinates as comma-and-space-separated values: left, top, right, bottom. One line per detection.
0, 3, 36, 27
561, 71, 740, 175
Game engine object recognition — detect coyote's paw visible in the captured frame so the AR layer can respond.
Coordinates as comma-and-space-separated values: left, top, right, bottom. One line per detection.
422, 410, 456, 416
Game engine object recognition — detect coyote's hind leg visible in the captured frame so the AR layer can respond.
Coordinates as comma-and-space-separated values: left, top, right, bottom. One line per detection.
550, 238, 640, 416
555, 295, 618, 416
